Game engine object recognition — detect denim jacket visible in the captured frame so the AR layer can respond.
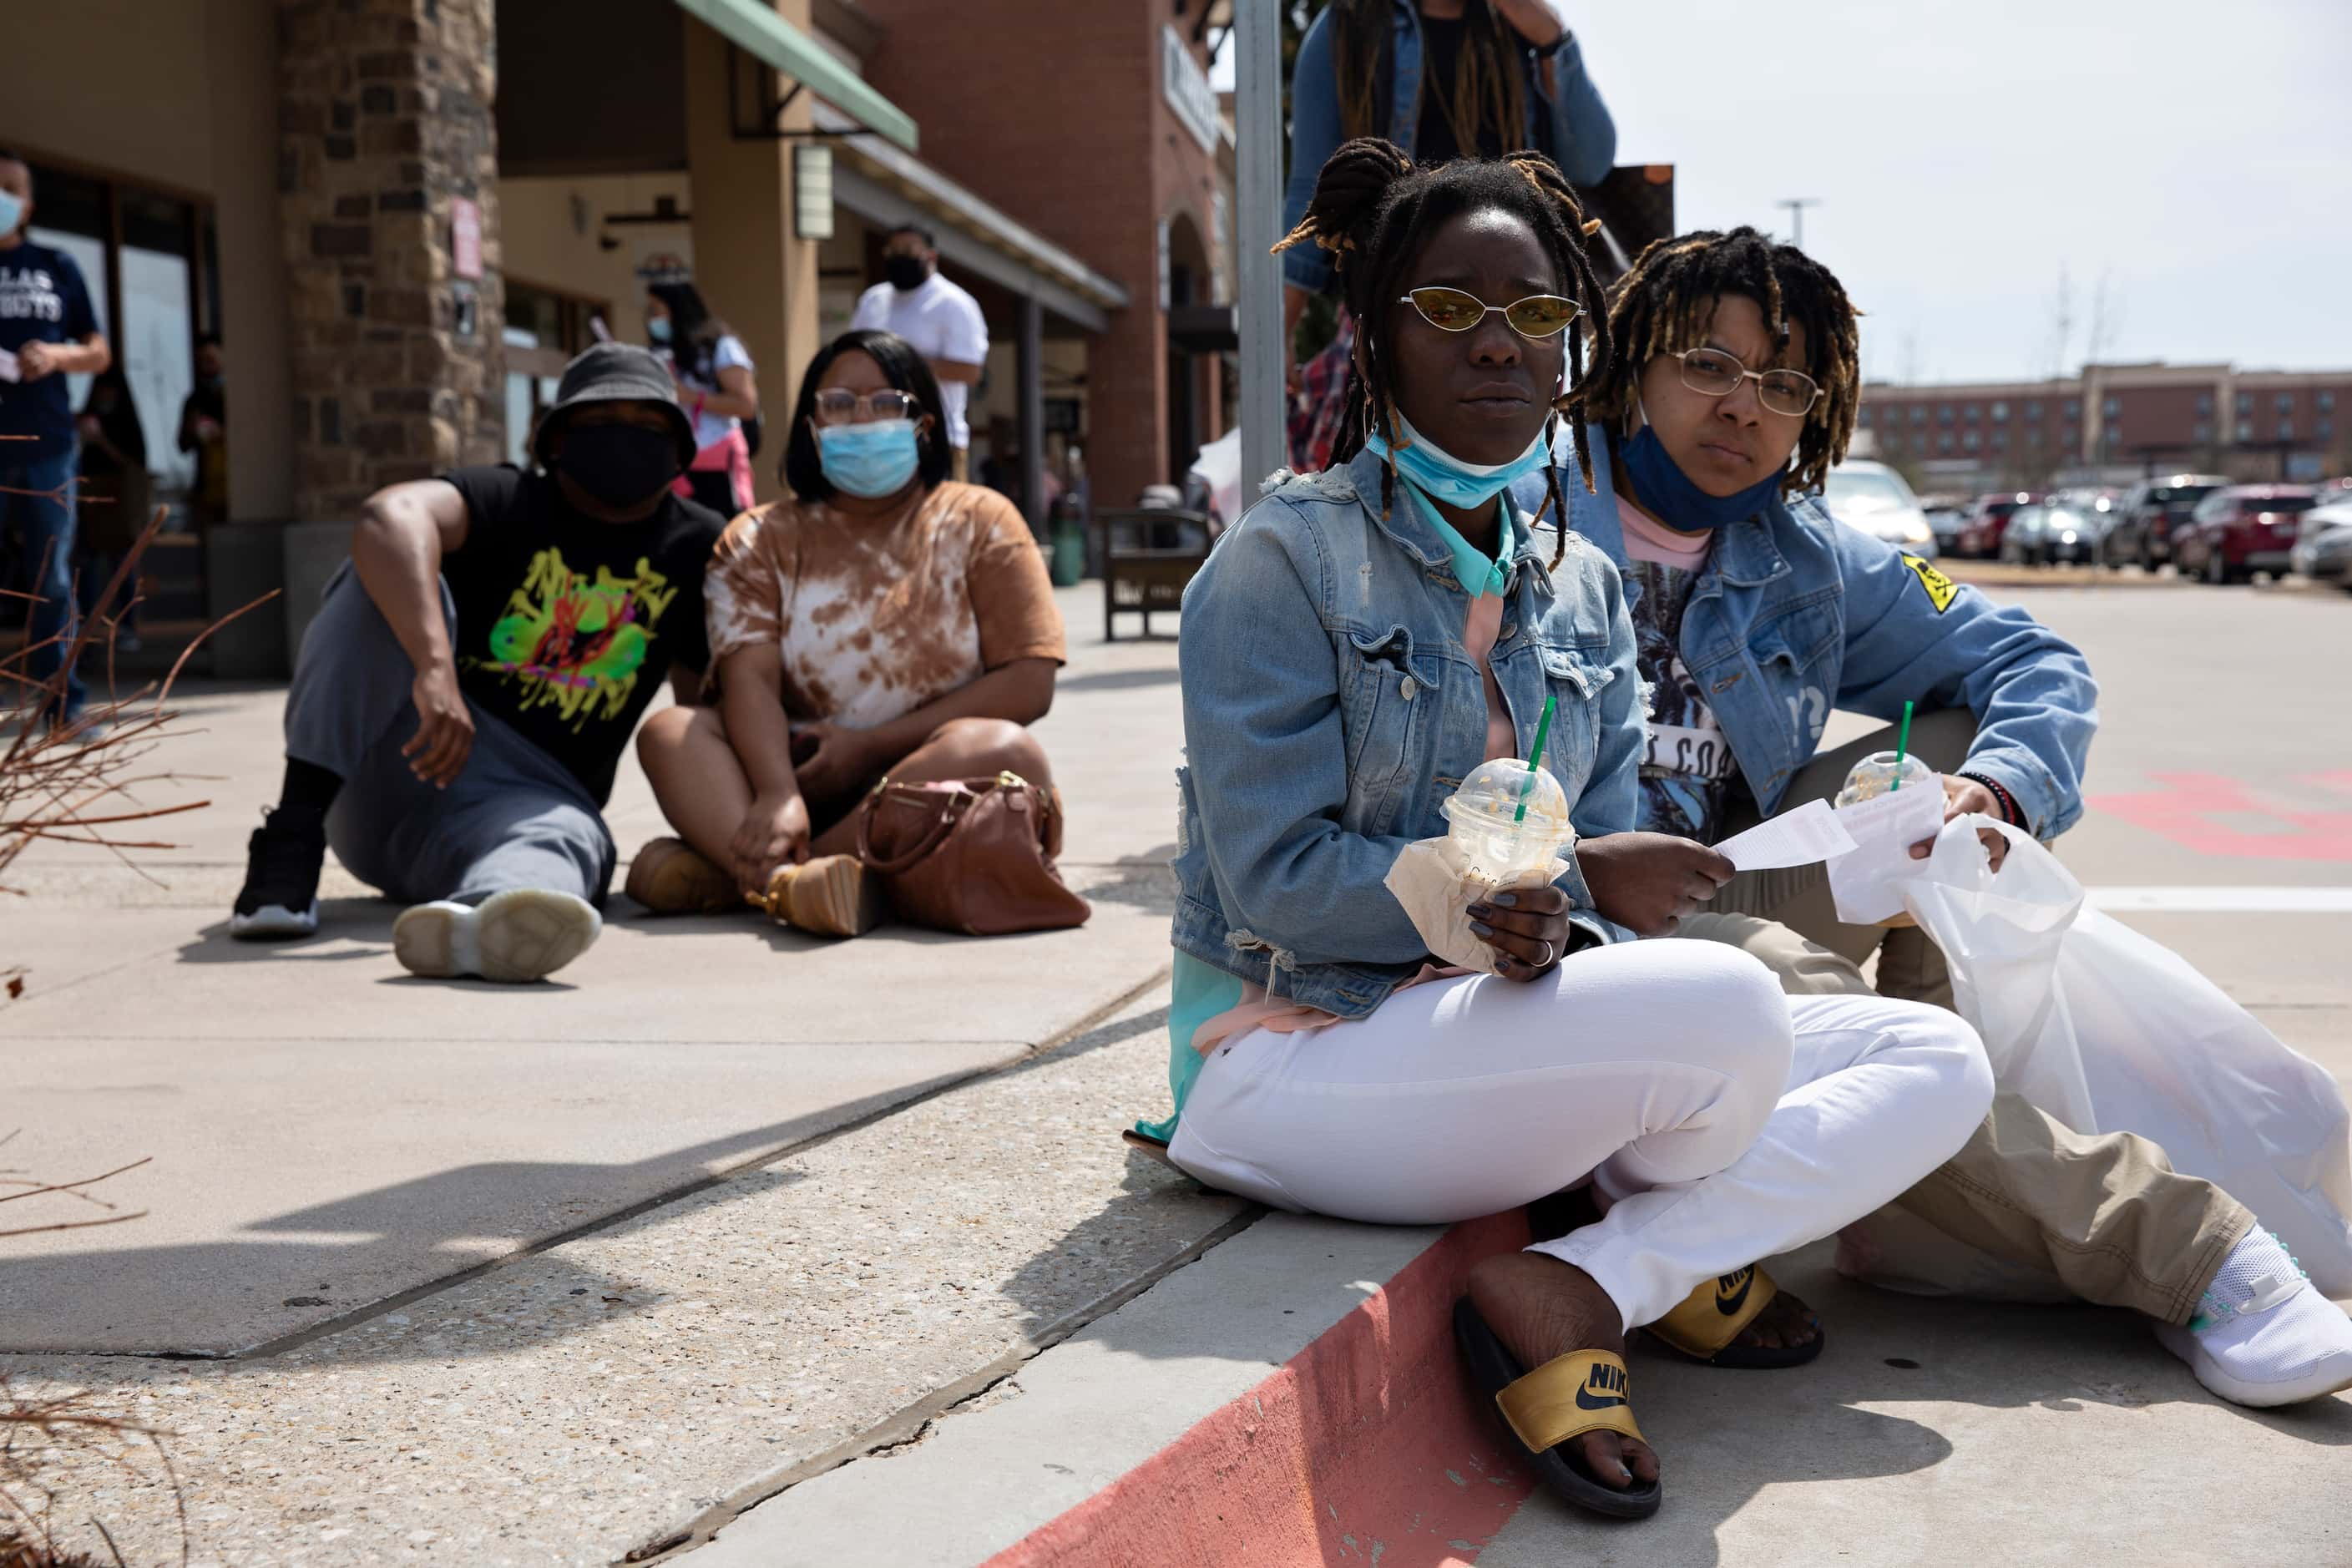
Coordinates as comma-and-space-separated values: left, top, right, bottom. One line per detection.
1282, 1, 1617, 296
1510, 431, 2101, 836
1171, 448, 1644, 1021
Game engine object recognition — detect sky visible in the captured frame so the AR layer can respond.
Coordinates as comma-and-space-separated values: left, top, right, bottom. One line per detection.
1213, 0, 2352, 386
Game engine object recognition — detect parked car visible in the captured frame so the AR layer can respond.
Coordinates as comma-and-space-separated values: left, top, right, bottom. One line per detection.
1923, 500, 1970, 552
1820, 460, 1938, 558
1999, 503, 2050, 564
2029, 502, 2108, 565
2101, 473, 2229, 569
2289, 501, 2352, 588
1957, 492, 2039, 559
2172, 484, 2320, 584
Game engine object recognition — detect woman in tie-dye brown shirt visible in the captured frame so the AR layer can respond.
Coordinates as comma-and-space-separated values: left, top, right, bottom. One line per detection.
630, 330, 1065, 926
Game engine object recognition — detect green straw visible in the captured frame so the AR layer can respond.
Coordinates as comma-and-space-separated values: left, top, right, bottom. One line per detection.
1515, 692, 1557, 823
1890, 699, 1916, 792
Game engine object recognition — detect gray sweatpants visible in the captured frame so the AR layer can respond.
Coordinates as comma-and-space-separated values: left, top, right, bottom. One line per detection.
286, 564, 617, 909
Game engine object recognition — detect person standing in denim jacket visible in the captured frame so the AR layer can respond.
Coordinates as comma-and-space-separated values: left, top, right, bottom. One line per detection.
1282, 2, 1615, 469
1141, 141, 1993, 1519
1512, 225, 2352, 1410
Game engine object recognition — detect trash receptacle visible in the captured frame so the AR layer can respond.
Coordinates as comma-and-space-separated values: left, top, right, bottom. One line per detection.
1050, 509, 1086, 587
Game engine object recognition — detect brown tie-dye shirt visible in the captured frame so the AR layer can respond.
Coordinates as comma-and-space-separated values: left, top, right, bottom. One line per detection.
703, 480, 1066, 726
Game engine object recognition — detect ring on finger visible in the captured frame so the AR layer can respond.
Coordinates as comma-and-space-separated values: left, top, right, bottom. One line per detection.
1534, 938, 1555, 968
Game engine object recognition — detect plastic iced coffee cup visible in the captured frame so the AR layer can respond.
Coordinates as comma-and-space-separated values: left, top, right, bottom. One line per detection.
1835, 750, 1936, 807
1440, 759, 1576, 885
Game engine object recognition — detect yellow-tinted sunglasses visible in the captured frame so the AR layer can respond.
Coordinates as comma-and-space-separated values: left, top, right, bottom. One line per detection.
1398, 286, 1582, 340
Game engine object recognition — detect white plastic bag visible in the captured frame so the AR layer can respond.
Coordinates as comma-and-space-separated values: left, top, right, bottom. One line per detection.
1880, 816, 2352, 1297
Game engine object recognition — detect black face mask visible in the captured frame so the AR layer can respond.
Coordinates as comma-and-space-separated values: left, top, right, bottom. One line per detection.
555, 423, 680, 510
884, 255, 929, 292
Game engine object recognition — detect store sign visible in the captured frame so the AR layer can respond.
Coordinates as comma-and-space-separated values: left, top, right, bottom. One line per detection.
452, 197, 483, 281
1161, 26, 1217, 154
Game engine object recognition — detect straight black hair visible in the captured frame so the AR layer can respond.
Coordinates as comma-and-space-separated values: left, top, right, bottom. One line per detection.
646, 279, 729, 382
781, 328, 953, 503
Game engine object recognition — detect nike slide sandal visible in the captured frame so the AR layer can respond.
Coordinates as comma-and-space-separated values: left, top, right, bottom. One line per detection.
1641, 1264, 1823, 1370
1454, 1298, 1662, 1520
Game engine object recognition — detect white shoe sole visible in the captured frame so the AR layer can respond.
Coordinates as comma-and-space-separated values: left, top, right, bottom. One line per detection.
392, 889, 602, 982
2156, 1319, 2352, 1408
230, 901, 320, 940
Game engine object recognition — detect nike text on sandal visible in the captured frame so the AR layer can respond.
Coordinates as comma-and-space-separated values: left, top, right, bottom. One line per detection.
1642, 1264, 1823, 1369
1454, 1298, 1662, 1520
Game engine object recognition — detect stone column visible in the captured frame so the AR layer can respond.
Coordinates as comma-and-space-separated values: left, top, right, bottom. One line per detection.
276, 0, 504, 524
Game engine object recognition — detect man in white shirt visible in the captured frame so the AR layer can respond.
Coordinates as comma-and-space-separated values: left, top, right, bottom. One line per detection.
849, 225, 989, 480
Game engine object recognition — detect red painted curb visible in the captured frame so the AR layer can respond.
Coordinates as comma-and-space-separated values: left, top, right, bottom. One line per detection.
982, 1211, 1539, 1568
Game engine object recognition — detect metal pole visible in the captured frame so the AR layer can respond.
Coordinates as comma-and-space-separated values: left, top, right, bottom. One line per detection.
1236, 0, 1284, 501
1777, 197, 1820, 250
1018, 294, 1047, 538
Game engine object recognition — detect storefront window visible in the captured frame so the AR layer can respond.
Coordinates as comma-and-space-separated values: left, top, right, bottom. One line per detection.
23, 159, 210, 513
503, 280, 605, 466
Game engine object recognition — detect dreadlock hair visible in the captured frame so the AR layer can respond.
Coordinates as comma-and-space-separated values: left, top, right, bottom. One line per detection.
1273, 138, 1613, 568
1586, 226, 1863, 498
1332, 0, 1528, 158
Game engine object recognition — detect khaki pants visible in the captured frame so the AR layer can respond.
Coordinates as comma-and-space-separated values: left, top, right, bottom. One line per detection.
1680, 709, 2252, 1323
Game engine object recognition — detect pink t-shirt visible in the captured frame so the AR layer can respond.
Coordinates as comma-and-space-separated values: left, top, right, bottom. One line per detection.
1617, 493, 1713, 569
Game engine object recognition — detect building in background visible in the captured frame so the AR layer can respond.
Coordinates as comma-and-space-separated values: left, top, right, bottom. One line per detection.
7, 0, 1235, 679
1857, 362, 2352, 493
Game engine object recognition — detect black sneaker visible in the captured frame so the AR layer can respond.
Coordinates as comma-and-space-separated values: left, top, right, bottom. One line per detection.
230, 809, 326, 939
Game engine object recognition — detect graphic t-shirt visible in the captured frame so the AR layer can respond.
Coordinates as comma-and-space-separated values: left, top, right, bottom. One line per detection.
0, 241, 101, 457
1626, 553, 1740, 842
441, 464, 724, 804
849, 274, 989, 448
703, 480, 1065, 727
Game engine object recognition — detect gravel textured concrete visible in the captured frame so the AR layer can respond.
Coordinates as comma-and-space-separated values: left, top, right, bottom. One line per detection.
0, 985, 1247, 1568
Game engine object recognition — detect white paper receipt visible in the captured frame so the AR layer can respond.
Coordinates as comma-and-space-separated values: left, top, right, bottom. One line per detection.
1826, 779, 1947, 924
1714, 798, 1858, 872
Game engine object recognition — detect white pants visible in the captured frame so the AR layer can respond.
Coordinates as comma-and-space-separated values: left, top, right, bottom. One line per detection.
1168, 942, 1994, 1331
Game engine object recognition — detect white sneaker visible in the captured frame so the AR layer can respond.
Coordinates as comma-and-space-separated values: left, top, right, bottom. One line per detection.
392, 888, 602, 983
2155, 1230, 2352, 1408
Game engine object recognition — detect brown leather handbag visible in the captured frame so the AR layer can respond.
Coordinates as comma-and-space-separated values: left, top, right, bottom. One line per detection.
854, 771, 1091, 936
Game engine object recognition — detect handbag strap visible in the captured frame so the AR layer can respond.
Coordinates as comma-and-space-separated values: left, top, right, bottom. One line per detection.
857, 780, 974, 876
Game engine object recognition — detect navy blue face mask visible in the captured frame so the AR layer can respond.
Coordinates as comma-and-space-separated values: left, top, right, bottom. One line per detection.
1618, 422, 1787, 534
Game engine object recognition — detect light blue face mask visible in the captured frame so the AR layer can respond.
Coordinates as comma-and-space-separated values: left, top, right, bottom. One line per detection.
0, 192, 23, 237
1363, 410, 1553, 511
817, 417, 923, 499
646, 316, 672, 346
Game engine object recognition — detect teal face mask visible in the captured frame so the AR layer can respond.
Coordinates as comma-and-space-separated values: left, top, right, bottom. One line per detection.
647, 316, 673, 345
0, 192, 23, 237
1364, 410, 1552, 510
817, 417, 923, 498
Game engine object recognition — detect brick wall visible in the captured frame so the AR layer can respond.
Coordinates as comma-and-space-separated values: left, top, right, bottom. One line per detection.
857, 0, 1216, 511
277, 0, 503, 521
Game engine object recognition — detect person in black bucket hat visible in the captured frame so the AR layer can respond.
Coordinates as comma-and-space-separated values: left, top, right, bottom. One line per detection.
225, 341, 727, 982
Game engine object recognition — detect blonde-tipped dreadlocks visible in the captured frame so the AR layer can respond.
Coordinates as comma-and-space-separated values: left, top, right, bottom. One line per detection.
1585, 226, 1864, 498
1273, 138, 1615, 568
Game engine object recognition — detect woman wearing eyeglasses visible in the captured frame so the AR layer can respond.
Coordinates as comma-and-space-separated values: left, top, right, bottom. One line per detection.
628, 328, 1065, 936
1137, 143, 1993, 1518
1501, 235, 2352, 1414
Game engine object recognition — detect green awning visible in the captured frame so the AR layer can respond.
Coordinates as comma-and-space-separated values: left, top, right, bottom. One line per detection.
675, 0, 918, 154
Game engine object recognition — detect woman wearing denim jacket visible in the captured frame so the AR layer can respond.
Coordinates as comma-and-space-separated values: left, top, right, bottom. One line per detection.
1505, 227, 2352, 1410
1282, 2, 1615, 468
1139, 140, 1993, 1520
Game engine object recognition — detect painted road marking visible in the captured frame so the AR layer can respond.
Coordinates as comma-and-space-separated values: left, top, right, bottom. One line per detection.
2091, 772, 2352, 862
2090, 887, 2352, 913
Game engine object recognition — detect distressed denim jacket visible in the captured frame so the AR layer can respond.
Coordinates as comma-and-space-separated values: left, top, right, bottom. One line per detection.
1510, 430, 2101, 836
1170, 448, 1643, 1021
1282, 0, 1617, 296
